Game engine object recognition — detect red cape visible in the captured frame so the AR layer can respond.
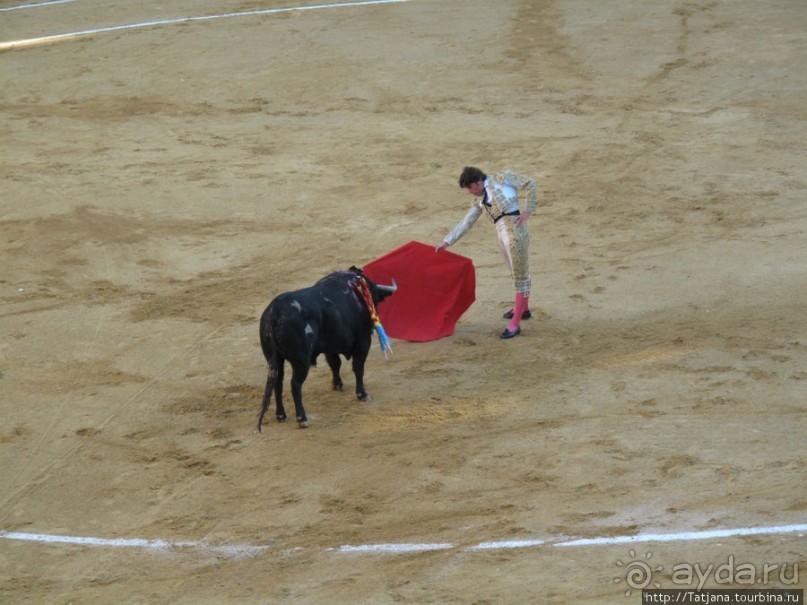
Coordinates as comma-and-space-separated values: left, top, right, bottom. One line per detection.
363, 241, 476, 342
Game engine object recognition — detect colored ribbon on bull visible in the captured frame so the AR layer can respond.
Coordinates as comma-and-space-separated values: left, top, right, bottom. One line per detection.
352, 276, 393, 358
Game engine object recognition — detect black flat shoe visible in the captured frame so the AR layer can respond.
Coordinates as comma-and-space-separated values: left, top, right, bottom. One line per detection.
503, 309, 532, 320
500, 327, 521, 339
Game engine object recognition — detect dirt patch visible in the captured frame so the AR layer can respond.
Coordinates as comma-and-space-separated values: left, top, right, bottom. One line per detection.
1, 1, 804, 602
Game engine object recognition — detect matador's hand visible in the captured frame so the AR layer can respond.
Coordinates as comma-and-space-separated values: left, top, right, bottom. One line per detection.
515, 211, 532, 228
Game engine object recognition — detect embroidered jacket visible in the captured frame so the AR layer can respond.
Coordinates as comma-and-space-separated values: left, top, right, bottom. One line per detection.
444, 170, 538, 245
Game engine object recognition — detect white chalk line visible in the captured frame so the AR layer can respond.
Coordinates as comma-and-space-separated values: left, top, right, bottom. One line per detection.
0, 0, 409, 49
0, 531, 270, 559
0, 0, 74, 11
3, 523, 805, 559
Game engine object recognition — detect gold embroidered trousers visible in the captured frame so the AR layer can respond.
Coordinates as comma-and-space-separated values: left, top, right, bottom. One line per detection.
495, 215, 531, 295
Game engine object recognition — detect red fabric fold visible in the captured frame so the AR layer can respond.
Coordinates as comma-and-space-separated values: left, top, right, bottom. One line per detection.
363, 241, 476, 342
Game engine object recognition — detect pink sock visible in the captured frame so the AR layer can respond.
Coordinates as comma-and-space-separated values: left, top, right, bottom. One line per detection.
507, 292, 529, 332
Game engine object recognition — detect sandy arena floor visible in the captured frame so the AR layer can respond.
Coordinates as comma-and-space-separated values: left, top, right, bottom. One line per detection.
1, 0, 805, 602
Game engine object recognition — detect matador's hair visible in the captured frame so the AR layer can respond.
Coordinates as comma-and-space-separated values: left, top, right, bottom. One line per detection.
458, 166, 487, 188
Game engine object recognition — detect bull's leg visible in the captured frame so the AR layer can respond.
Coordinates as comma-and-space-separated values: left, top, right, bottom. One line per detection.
289, 361, 310, 428
257, 369, 274, 432
258, 361, 286, 433
325, 352, 344, 391
352, 352, 370, 401
258, 360, 284, 431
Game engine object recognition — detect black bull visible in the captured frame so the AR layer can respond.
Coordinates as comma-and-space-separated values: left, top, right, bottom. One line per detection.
258, 268, 396, 430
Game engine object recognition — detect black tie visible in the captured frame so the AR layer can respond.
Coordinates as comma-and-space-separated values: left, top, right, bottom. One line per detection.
482, 189, 490, 206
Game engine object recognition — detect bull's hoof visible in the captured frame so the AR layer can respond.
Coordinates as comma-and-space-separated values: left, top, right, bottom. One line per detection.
332, 384, 344, 392
276, 415, 287, 423
358, 393, 372, 402
297, 417, 309, 428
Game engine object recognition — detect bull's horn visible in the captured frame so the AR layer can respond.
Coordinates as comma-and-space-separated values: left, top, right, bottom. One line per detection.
377, 278, 397, 293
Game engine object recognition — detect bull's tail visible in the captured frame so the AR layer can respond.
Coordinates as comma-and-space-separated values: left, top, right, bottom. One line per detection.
257, 360, 279, 432
259, 304, 275, 364
258, 303, 281, 432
